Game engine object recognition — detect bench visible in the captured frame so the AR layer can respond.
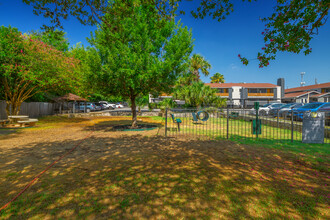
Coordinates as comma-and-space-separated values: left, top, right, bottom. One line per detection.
229, 112, 239, 118
17, 119, 38, 127
0, 120, 9, 127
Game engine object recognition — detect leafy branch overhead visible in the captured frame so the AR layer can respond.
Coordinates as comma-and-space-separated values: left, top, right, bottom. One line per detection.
22, 0, 329, 67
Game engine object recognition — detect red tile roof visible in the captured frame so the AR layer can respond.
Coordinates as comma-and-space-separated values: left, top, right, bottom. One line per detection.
285, 82, 330, 93
283, 91, 319, 99
205, 83, 278, 88
310, 92, 330, 98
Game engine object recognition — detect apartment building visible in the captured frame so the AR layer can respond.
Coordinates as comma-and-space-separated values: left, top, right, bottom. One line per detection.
205, 83, 281, 107
283, 82, 330, 103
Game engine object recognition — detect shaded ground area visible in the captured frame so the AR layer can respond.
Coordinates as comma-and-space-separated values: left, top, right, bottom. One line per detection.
0, 116, 329, 219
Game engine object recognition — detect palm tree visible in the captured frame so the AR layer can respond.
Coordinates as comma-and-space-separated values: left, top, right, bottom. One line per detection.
210, 72, 225, 83
189, 54, 211, 81
174, 82, 226, 108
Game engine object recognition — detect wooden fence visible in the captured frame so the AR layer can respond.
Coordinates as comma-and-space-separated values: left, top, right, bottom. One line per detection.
0, 100, 58, 120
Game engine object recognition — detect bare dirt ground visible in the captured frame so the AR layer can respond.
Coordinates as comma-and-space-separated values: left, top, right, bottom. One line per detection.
0, 116, 329, 219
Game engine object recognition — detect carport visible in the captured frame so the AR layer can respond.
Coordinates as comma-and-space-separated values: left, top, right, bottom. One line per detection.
54, 93, 88, 114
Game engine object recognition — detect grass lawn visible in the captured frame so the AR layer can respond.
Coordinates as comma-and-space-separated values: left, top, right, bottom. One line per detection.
166, 114, 330, 144
0, 116, 329, 219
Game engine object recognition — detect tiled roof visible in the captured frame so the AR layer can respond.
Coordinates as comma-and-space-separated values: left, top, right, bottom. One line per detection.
54, 93, 88, 102
285, 82, 330, 93
205, 83, 278, 88
283, 91, 319, 99
310, 92, 330, 98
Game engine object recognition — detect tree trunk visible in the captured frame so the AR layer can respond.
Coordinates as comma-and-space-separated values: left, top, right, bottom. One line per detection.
130, 95, 138, 128
5, 100, 22, 117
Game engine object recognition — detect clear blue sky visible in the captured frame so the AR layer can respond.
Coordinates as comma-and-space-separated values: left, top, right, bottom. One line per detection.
1, 0, 329, 88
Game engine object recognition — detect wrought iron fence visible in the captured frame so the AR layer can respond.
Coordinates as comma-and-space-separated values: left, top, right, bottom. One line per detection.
165, 107, 330, 144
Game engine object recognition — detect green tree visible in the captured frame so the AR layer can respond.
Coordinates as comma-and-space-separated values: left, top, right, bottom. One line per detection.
190, 54, 211, 81
22, 0, 329, 66
210, 72, 225, 83
174, 81, 226, 108
176, 54, 211, 86
0, 26, 82, 116
89, 1, 193, 127
69, 43, 102, 98
28, 29, 69, 52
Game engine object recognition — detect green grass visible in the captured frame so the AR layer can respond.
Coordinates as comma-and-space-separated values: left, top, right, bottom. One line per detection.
166, 116, 329, 143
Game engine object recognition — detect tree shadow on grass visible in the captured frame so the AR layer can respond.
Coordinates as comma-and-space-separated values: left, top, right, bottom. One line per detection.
86, 120, 163, 132
0, 134, 328, 219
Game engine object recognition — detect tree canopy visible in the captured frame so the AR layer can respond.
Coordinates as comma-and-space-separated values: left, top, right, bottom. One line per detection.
28, 29, 70, 52
210, 73, 225, 83
89, 1, 193, 127
0, 25, 82, 115
21, 0, 330, 67
174, 81, 226, 108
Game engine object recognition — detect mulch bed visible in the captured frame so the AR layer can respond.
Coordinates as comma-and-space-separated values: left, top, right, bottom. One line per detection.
113, 124, 158, 131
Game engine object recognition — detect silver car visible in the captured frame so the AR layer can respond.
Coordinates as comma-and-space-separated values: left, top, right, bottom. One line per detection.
278, 103, 304, 117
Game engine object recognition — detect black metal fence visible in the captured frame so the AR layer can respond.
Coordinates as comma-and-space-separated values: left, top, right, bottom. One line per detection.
165, 107, 330, 144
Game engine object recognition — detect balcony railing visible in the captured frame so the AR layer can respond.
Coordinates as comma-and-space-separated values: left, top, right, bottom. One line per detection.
216, 93, 229, 96
248, 93, 274, 97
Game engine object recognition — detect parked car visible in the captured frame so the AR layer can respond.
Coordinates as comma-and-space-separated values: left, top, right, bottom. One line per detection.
93, 103, 102, 111
275, 103, 304, 117
75, 102, 96, 112
290, 102, 328, 120
94, 102, 107, 110
269, 103, 303, 117
115, 103, 124, 108
317, 104, 330, 126
98, 101, 113, 110
250, 103, 282, 116
267, 103, 287, 116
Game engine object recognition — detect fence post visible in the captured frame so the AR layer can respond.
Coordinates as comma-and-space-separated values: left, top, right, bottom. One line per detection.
226, 106, 229, 139
256, 103, 259, 139
291, 110, 294, 143
165, 108, 168, 137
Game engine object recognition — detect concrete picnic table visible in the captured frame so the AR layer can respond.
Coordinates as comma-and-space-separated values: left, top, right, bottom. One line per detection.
8, 115, 29, 123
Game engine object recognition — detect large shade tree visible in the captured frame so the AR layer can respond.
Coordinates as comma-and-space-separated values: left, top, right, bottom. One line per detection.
21, 0, 329, 67
0, 26, 82, 116
89, 1, 193, 127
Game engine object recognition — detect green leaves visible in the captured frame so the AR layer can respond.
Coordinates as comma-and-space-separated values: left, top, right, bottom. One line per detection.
89, 0, 193, 100
0, 25, 82, 108
240, 0, 329, 67
210, 73, 225, 83
174, 81, 225, 108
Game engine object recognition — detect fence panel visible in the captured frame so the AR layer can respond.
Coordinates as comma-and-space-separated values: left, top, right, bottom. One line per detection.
165, 107, 330, 144
0, 100, 56, 119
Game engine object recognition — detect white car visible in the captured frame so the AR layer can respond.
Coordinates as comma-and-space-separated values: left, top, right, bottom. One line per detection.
109, 103, 117, 108
250, 103, 281, 116
115, 104, 124, 108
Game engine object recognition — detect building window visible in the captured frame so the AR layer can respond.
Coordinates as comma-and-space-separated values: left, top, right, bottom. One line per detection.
217, 88, 228, 93
249, 89, 258, 93
248, 88, 270, 93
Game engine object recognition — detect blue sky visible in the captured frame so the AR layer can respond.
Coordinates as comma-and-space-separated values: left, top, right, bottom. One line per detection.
1, 0, 329, 88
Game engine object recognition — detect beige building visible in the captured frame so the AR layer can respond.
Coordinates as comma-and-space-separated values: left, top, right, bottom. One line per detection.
283, 82, 330, 103
205, 83, 281, 107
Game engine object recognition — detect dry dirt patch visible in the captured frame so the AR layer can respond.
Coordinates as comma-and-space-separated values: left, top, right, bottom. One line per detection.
0, 116, 328, 219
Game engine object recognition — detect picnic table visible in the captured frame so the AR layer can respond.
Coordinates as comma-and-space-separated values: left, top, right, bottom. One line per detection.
7, 115, 38, 127
8, 115, 29, 123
